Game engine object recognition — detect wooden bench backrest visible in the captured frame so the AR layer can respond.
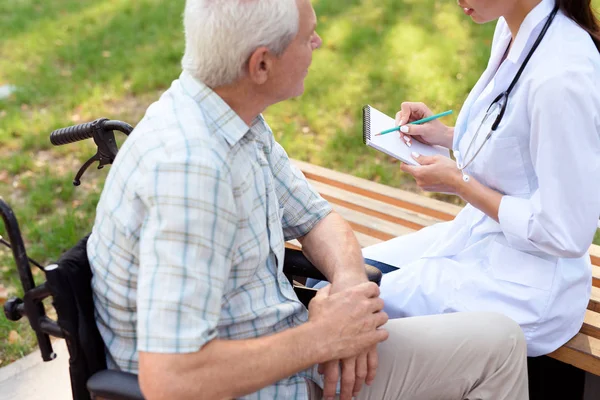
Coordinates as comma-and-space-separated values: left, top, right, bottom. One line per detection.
291, 159, 600, 376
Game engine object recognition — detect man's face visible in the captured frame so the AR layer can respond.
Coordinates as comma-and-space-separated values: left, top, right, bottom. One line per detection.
268, 0, 322, 101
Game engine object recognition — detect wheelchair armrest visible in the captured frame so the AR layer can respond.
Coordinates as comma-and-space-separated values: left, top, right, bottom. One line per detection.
283, 248, 382, 286
365, 264, 383, 286
87, 369, 144, 400
283, 248, 327, 281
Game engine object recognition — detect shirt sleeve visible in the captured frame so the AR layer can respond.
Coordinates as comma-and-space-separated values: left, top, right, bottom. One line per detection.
136, 156, 238, 353
498, 66, 600, 257
267, 136, 332, 241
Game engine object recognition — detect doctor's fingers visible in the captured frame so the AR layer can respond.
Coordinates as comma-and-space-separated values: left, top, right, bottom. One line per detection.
400, 161, 439, 180
395, 102, 432, 126
400, 162, 418, 176
398, 123, 433, 140
410, 154, 439, 165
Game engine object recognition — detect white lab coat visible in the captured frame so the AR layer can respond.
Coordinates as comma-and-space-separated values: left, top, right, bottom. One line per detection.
363, 0, 600, 356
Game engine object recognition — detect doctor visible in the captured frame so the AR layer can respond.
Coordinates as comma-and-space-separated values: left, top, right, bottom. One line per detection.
362, 0, 600, 356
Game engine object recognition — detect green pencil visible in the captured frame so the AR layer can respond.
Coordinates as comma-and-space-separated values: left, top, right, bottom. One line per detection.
375, 110, 453, 136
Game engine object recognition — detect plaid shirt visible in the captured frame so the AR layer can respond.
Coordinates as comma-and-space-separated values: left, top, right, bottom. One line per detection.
87, 71, 331, 399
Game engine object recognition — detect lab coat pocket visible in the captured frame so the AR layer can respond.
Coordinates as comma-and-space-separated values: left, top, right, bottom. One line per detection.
484, 136, 530, 195
489, 240, 556, 291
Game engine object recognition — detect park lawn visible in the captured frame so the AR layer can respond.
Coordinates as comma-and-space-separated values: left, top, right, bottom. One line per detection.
1, 0, 599, 366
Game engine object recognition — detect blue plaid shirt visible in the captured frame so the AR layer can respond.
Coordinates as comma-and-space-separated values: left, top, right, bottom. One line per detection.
87, 71, 331, 399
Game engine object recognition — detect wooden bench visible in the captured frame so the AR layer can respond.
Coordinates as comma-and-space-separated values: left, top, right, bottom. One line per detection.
289, 159, 600, 379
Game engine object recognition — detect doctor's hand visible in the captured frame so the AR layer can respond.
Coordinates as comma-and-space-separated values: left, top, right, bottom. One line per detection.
401, 153, 463, 194
396, 102, 454, 149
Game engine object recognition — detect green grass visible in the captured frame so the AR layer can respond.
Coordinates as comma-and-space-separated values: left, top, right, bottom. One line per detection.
1, 0, 599, 366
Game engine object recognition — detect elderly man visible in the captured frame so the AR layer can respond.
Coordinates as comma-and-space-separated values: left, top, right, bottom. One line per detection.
87, 0, 529, 399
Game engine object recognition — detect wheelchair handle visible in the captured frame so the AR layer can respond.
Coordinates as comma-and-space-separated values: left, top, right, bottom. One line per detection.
50, 120, 98, 146
50, 118, 133, 146
49, 118, 133, 185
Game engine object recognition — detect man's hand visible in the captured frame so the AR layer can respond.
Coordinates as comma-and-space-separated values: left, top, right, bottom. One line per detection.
319, 275, 376, 399
318, 347, 377, 400
298, 211, 382, 398
308, 283, 388, 400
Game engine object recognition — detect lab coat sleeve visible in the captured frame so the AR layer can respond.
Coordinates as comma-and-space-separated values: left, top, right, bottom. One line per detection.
498, 66, 600, 257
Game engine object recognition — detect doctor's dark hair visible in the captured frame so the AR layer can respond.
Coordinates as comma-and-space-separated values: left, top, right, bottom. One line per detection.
557, 0, 600, 51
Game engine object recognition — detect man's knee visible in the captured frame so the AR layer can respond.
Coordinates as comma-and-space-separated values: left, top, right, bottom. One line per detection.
472, 312, 527, 357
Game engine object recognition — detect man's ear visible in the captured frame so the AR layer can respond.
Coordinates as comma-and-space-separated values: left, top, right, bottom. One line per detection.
247, 47, 272, 85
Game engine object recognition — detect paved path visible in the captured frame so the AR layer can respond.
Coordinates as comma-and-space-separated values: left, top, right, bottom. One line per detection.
0, 340, 71, 400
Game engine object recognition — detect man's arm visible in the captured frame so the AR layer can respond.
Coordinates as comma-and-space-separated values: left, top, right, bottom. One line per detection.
139, 323, 321, 400
139, 283, 389, 400
297, 211, 367, 285
298, 212, 379, 399
268, 135, 377, 398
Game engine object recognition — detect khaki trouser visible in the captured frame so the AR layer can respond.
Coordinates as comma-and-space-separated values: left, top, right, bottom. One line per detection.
306, 312, 528, 400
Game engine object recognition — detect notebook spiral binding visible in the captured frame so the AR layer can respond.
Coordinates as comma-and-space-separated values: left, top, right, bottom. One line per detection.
362, 105, 371, 144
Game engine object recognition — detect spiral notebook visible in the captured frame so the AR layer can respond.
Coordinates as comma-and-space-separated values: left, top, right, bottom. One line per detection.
362, 105, 449, 166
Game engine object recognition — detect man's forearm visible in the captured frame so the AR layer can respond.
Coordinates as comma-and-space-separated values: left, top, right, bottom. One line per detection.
298, 211, 366, 283
139, 322, 326, 400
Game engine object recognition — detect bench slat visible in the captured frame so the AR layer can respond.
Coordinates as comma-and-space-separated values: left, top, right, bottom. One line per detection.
581, 309, 600, 340
591, 245, 600, 268
548, 333, 600, 376
287, 240, 301, 250
294, 159, 462, 220
593, 265, 600, 288
329, 203, 413, 240
353, 232, 384, 248
589, 287, 600, 314
308, 179, 443, 230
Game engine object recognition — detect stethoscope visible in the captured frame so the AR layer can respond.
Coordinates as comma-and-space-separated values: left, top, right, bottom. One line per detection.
457, 5, 559, 182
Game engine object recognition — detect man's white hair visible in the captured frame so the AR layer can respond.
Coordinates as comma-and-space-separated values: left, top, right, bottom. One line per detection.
181, 0, 300, 88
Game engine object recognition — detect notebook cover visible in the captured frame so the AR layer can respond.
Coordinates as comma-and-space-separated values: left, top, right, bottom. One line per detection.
363, 105, 449, 166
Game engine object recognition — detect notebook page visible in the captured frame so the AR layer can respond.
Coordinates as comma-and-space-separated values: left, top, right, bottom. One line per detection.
365, 106, 449, 165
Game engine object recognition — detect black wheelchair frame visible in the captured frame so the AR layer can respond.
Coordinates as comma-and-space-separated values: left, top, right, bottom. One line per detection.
1, 119, 382, 400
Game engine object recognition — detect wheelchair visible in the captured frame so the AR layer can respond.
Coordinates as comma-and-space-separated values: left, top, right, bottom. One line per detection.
1, 118, 383, 400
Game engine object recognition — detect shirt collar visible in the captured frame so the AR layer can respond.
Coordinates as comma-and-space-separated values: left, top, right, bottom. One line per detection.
179, 70, 250, 146
507, 0, 556, 63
